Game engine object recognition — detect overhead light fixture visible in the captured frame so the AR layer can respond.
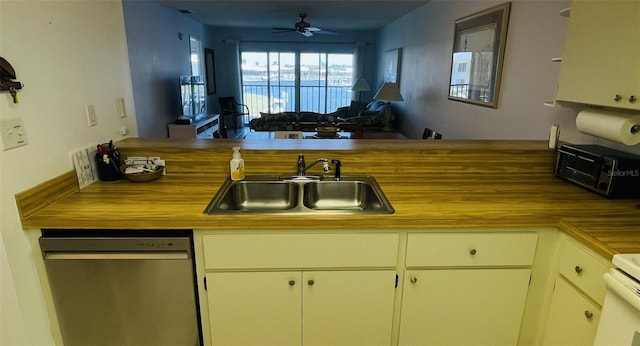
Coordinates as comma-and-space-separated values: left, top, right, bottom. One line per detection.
374, 82, 403, 132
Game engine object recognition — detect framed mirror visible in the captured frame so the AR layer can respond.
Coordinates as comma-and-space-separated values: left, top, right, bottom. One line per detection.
448, 2, 511, 108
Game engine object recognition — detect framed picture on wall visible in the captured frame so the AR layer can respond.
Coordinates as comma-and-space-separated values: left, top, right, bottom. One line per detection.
447, 2, 511, 108
383, 48, 402, 85
204, 48, 216, 95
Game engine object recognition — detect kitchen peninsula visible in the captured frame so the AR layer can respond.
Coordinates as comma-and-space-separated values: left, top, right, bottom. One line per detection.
18, 138, 640, 257
17, 138, 640, 346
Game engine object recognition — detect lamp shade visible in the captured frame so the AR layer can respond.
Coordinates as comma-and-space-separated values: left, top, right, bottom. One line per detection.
351, 78, 371, 92
374, 82, 403, 101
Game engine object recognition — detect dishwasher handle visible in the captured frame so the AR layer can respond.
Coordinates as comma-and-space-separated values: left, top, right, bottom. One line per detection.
43, 251, 189, 260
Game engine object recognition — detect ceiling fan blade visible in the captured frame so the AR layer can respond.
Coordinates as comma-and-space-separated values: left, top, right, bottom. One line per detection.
272, 27, 295, 31
307, 27, 321, 32
314, 30, 340, 35
300, 30, 314, 37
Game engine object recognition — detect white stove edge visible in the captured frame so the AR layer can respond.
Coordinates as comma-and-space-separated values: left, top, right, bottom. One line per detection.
613, 253, 640, 281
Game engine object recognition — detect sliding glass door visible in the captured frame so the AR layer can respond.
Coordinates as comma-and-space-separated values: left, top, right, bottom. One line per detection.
241, 51, 353, 117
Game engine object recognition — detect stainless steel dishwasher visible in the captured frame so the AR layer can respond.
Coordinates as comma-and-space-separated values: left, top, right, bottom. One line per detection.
39, 229, 202, 346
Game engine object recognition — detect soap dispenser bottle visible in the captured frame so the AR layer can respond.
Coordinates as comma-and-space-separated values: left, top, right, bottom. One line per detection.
230, 146, 245, 181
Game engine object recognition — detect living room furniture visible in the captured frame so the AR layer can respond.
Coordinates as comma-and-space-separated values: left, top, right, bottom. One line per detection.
168, 114, 220, 139
218, 96, 249, 130
374, 82, 404, 131
213, 125, 228, 139
245, 131, 356, 140
351, 78, 371, 101
337, 100, 389, 127
422, 128, 443, 139
248, 101, 390, 132
249, 111, 341, 132
244, 127, 405, 140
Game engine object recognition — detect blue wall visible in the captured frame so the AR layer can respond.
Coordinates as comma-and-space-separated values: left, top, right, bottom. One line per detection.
123, 0, 209, 137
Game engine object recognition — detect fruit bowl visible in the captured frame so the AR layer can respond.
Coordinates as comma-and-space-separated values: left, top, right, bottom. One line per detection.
314, 126, 340, 138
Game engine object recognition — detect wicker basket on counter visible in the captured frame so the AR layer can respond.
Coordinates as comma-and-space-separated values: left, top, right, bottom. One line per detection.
120, 164, 164, 183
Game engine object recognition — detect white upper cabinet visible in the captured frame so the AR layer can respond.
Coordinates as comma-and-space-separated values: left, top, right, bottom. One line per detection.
556, 0, 639, 110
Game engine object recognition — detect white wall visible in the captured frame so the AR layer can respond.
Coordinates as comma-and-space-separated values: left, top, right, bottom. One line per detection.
377, 0, 637, 151
0, 1, 137, 344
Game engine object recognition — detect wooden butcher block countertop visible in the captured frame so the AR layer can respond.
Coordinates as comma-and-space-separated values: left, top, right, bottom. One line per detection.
16, 138, 640, 259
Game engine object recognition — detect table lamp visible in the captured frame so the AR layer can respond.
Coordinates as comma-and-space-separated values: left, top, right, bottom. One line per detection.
351, 78, 370, 101
374, 82, 403, 131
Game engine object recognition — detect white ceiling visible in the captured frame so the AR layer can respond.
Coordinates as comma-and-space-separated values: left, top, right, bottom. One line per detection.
155, 1, 431, 32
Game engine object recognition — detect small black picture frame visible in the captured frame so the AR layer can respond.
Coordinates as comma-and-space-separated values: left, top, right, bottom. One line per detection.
204, 48, 216, 95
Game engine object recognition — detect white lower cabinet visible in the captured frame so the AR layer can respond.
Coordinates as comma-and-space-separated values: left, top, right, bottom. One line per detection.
195, 230, 568, 345
206, 270, 396, 346
542, 277, 601, 346
200, 233, 399, 346
398, 232, 538, 346
206, 271, 301, 346
399, 268, 532, 345
541, 238, 611, 345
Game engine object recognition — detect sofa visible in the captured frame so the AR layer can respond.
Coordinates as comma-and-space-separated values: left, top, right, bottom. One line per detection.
249, 111, 341, 132
248, 100, 390, 132
336, 100, 391, 128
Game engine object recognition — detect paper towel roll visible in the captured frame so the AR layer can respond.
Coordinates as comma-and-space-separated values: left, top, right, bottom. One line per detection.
576, 109, 640, 146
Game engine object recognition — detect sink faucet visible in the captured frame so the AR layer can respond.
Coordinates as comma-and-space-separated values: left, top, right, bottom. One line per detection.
297, 154, 306, 176
296, 155, 342, 180
296, 154, 331, 177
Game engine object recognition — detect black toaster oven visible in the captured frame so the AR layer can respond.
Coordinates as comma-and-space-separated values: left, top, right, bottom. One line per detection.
556, 144, 640, 198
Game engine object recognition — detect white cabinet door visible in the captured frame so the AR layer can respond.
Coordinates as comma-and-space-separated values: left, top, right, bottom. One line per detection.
399, 268, 531, 346
303, 270, 396, 346
206, 272, 302, 346
542, 278, 601, 346
556, 0, 639, 110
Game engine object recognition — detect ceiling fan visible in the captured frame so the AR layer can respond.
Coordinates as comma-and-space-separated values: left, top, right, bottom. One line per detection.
272, 14, 339, 37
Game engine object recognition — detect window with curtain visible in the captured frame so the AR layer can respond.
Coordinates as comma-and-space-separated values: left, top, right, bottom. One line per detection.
241, 51, 353, 117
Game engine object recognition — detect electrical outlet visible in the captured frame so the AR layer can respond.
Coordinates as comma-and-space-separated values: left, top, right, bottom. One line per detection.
70, 146, 98, 189
86, 105, 97, 127
1, 118, 28, 150
117, 97, 127, 118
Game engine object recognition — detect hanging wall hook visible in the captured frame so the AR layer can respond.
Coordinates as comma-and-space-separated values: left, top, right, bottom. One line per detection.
1, 57, 24, 104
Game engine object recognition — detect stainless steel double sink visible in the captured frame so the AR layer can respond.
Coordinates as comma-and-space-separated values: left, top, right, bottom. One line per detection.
204, 175, 395, 214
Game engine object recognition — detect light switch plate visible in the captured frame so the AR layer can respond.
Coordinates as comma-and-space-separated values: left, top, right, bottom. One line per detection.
1, 118, 28, 150
117, 97, 127, 118
86, 105, 97, 127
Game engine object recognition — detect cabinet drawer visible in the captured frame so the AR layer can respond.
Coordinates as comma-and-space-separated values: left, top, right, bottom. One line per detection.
203, 233, 399, 269
558, 239, 611, 305
406, 232, 538, 267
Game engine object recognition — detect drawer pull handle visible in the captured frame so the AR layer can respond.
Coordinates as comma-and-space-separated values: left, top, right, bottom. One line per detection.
575, 265, 583, 274
307, 279, 315, 286
469, 249, 477, 255
410, 277, 418, 284
630, 95, 637, 103
288, 280, 296, 286
584, 310, 593, 319
614, 94, 623, 102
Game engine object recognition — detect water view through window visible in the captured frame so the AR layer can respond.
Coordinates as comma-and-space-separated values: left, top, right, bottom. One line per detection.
241, 51, 354, 120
